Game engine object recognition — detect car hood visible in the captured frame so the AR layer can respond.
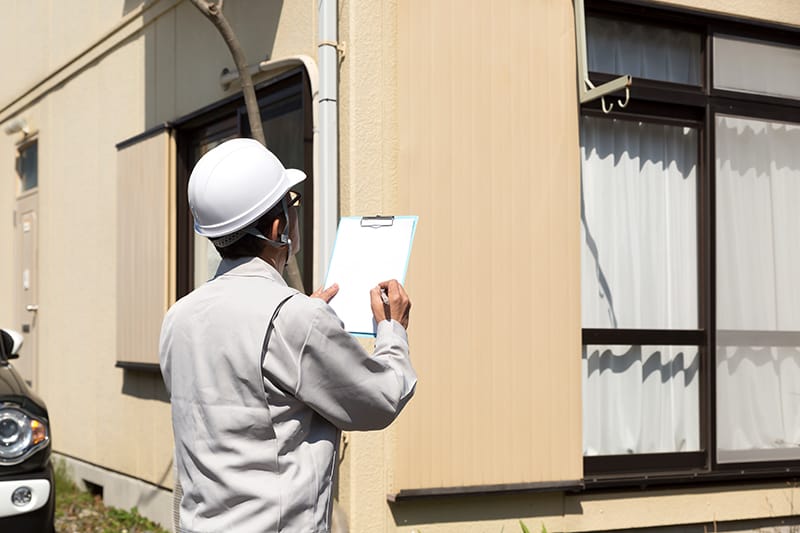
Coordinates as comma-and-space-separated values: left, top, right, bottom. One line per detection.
0, 363, 29, 396
0, 363, 48, 418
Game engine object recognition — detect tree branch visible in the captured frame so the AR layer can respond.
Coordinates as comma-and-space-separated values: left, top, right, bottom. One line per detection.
189, 0, 265, 145
190, 0, 305, 293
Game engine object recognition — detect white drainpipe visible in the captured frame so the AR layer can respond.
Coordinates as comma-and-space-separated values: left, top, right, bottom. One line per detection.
317, 0, 339, 289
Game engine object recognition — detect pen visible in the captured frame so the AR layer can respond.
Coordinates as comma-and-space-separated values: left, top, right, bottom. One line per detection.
380, 288, 390, 305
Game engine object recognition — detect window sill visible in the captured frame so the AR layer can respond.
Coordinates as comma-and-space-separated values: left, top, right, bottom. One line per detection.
387, 468, 800, 502
387, 479, 584, 502
584, 466, 800, 492
115, 361, 162, 374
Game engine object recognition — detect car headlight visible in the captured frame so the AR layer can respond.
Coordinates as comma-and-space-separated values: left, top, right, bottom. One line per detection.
0, 407, 48, 463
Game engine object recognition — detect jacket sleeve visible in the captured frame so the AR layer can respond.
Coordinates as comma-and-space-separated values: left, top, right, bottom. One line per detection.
265, 297, 417, 431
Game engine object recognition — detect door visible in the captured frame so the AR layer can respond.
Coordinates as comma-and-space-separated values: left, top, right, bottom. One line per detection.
14, 191, 38, 388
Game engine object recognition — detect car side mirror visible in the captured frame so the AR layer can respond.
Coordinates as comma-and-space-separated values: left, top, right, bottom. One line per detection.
0, 329, 23, 361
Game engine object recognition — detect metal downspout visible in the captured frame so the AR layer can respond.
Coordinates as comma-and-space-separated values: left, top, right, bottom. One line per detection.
317, 0, 339, 288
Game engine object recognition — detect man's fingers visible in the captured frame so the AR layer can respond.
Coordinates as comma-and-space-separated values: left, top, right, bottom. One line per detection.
311, 283, 339, 303
370, 285, 381, 300
395, 281, 409, 300
377, 279, 401, 298
372, 280, 411, 329
370, 286, 388, 322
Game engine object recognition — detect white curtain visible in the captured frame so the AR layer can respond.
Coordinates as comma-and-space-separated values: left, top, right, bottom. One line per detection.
583, 345, 699, 455
581, 117, 698, 330
581, 116, 700, 455
716, 114, 800, 462
587, 17, 701, 86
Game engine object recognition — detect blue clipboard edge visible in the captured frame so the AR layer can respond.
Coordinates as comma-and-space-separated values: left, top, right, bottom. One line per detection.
324, 215, 418, 337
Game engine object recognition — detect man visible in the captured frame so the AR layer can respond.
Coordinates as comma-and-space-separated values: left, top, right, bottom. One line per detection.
159, 138, 416, 533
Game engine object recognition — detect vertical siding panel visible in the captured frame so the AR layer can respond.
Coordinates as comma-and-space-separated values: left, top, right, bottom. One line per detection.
468, 0, 483, 484
429, 0, 452, 485
511, 0, 533, 478
403, 0, 435, 488
528, 0, 551, 480
394, 0, 581, 490
458, 0, 478, 484
558, 0, 583, 477
489, 0, 510, 480
438, 0, 457, 485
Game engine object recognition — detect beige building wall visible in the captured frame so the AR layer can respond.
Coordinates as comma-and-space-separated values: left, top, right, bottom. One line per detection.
656, 0, 800, 26
0, 1, 130, 108
0, 136, 22, 330
335, 0, 405, 529
4, 0, 800, 532
337, 0, 800, 531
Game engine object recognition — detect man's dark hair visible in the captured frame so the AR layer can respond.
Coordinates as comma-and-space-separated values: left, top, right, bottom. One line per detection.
215, 202, 286, 259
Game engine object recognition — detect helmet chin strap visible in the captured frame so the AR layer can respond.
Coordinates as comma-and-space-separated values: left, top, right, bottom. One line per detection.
247, 196, 292, 268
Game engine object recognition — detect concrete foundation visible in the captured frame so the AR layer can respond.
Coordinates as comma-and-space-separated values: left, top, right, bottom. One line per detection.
53, 452, 174, 532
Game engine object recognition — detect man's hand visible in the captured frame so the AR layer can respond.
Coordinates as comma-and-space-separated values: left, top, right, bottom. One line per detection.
311, 283, 339, 303
370, 280, 411, 329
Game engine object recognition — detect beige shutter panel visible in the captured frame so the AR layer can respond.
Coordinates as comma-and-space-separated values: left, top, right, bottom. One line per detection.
116, 127, 176, 366
391, 0, 582, 493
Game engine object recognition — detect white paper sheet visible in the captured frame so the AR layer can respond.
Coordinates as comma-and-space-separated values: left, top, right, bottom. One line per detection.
324, 216, 417, 336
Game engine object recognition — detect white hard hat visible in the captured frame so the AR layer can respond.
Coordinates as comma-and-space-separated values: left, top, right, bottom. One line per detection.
188, 138, 306, 239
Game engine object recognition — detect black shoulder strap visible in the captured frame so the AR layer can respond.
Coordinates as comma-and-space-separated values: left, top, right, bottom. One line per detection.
260, 293, 298, 374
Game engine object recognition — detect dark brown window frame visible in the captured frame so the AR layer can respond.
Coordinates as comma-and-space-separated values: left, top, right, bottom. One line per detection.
173, 68, 314, 299
582, 0, 800, 488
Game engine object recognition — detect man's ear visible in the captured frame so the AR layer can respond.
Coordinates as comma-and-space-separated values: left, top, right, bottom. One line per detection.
269, 216, 282, 241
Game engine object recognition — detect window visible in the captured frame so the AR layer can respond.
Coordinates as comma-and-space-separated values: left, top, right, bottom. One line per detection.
581, 4, 800, 482
586, 16, 702, 86
714, 35, 800, 100
175, 69, 313, 297
582, 117, 701, 458
16, 140, 38, 193
715, 114, 800, 463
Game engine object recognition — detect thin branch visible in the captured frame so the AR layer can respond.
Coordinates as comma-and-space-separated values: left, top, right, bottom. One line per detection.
189, 0, 213, 17
190, 0, 305, 292
189, 0, 265, 145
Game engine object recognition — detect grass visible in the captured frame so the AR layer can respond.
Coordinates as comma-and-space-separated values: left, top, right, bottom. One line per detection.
520, 521, 547, 533
54, 460, 169, 533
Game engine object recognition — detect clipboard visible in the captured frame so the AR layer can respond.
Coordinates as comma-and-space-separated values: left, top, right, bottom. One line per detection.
324, 215, 418, 337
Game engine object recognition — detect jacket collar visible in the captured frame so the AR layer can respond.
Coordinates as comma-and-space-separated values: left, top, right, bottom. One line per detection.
214, 256, 287, 286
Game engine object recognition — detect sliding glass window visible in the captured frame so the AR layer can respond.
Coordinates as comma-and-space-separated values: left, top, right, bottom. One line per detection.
581, 3, 800, 482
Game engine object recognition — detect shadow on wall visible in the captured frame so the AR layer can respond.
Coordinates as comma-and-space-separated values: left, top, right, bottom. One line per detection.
389, 491, 575, 527
123, 0, 146, 15
602, 514, 800, 533
142, 0, 285, 129
390, 487, 800, 531
136, 456, 173, 511
121, 368, 169, 403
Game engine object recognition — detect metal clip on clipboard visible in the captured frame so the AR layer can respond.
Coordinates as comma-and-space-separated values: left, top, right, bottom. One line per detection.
360, 215, 394, 228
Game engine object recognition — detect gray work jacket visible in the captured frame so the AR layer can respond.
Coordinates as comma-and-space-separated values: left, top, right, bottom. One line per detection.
159, 257, 416, 532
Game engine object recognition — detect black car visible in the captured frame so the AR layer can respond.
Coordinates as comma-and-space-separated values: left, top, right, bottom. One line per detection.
0, 329, 54, 532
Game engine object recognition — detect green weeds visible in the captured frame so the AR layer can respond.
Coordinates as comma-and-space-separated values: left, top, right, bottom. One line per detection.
54, 459, 168, 533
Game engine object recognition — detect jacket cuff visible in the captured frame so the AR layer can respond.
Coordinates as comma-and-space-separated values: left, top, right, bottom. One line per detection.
376, 319, 408, 343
